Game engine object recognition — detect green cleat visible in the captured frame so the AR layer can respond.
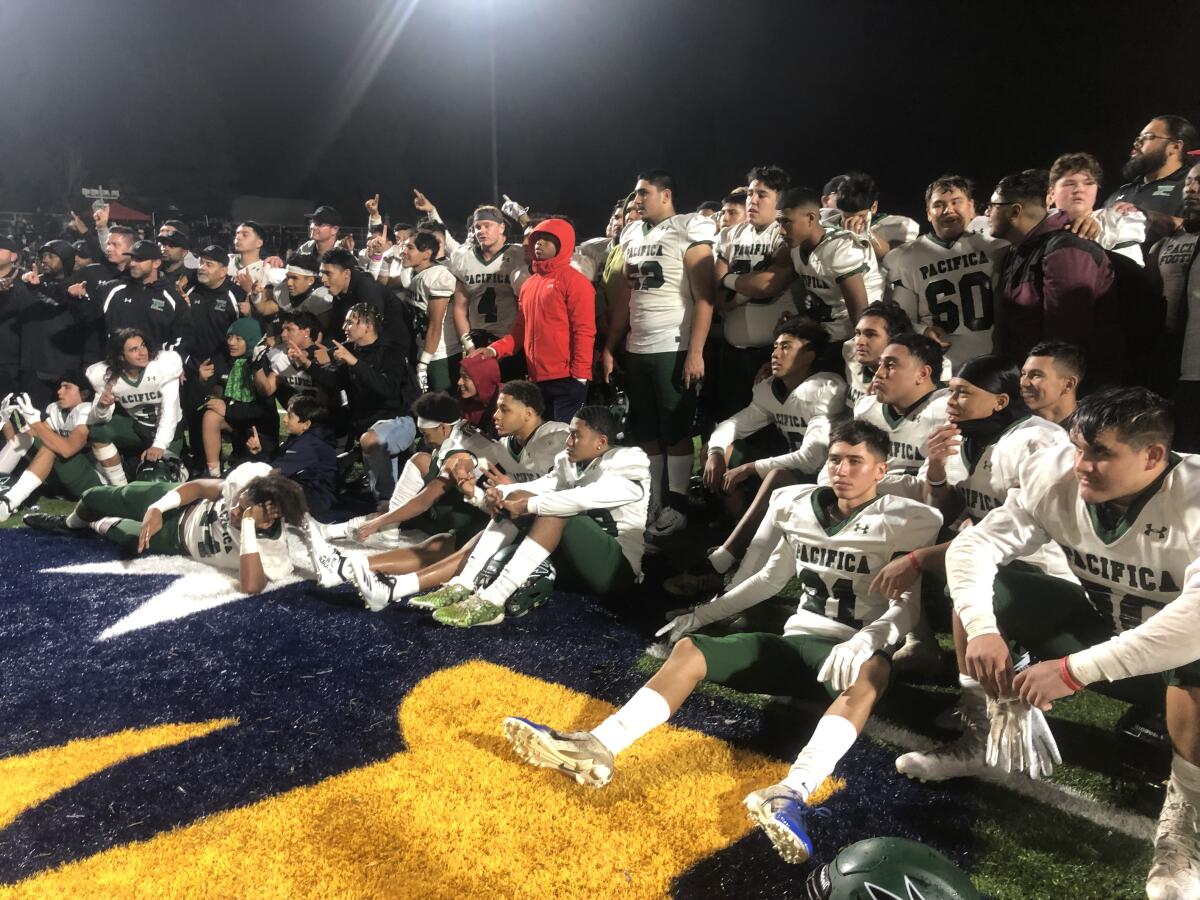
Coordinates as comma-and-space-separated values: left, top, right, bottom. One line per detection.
408, 583, 474, 610
432, 592, 506, 628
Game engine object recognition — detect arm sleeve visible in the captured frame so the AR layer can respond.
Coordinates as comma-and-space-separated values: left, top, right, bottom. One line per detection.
946, 491, 1053, 639
153, 373, 182, 450
690, 527, 797, 626
566, 274, 596, 380
754, 415, 831, 476
855, 591, 920, 651
525, 473, 643, 517
1069, 558, 1200, 684
708, 401, 773, 455
497, 470, 559, 497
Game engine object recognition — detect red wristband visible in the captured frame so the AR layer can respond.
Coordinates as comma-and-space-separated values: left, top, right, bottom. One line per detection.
1059, 656, 1085, 693
906, 551, 921, 573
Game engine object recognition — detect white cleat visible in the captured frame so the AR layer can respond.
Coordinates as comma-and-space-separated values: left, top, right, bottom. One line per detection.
646, 507, 688, 538
1147, 779, 1200, 900
502, 716, 614, 788
347, 555, 399, 612
305, 519, 351, 589
896, 704, 989, 783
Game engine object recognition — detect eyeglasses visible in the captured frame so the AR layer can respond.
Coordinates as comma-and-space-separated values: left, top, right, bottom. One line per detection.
1133, 133, 1178, 147
986, 201, 1019, 211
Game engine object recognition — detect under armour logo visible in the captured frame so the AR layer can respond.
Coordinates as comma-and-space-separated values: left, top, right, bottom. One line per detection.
1144, 523, 1169, 539
853, 524, 870, 535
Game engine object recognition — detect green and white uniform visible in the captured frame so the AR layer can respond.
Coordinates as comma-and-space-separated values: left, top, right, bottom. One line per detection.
883, 232, 1008, 369
38, 400, 101, 498
717, 221, 793, 348
791, 228, 882, 341
408, 263, 462, 360
708, 373, 846, 476
842, 342, 953, 413
685, 484, 943, 697
448, 244, 526, 341
85, 350, 183, 452
848, 388, 949, 498
484, 421, 570, 481
949, 443, 1200, 696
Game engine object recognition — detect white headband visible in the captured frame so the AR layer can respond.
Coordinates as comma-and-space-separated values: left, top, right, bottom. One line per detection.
417, 416, 460, 430
286, 264, 319, 277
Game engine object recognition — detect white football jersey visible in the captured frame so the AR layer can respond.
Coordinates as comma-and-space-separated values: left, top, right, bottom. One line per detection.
489, 421, 570, 480
709, 372, 846, 476
408, 263, 461, 360
948, 444, 1200, 683
262, 346, 318, 399
86, 350, 183, 449
572, 237, 611, 282
841, 341, 953, 413
45, 401, 92, 437
692, 484, 943, 643
717, 221, 794, 348
821, 209, 920, 256
620, 213, 718, 354
853, 388, 950, 477
883, 232, 1008, 369
1151, 229, 1200, 335
448, 244, 526, 339
1091, 207, 1146, 265
791, 228, 882, 341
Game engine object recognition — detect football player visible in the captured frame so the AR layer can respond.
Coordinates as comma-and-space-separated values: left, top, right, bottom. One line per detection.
822, 171, 919, 262
899, 388, 1200, 899
402, 232, 461, 392
1019, 341, 1084, 427
842, 301, 916, 411
722, 187, 879, 343
883, 175, 1008, 369
25, 463, 306, 595
0, 375, 101, 520
85, 328, 184, 487
413, 405, 649, 628
449, 206, 527, 376
603, 169, 718, 537
503, 420, 943, 864
713, 165, 793, 418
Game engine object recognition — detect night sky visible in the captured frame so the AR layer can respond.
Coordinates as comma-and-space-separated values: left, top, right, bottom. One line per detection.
3, 0, 1198, 237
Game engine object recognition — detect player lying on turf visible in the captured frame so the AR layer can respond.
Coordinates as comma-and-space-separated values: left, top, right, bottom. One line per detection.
309, 381, 568, 611
503, 420, 944, 864
408, 405, 649, 628
896, 387, 1200, 900
25, 462, 306, 594
0, 375, 102, 520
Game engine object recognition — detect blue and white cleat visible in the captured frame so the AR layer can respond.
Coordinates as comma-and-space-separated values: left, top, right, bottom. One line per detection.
502, 716, 614, 787
743, 783, 830, 864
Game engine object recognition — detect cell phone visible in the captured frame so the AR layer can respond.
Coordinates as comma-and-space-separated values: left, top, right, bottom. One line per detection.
9, 408, 25, 432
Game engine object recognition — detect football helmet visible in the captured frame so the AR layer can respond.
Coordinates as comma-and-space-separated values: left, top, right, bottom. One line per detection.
133, 451, 189, 485
804, 837, 980, 900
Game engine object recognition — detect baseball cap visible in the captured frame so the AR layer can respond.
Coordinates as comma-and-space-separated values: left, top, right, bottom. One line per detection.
306, 205, 343, 227
124, 240, 163, 262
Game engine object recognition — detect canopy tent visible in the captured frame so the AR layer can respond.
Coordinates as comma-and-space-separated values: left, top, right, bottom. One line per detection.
106, 200, 151, 222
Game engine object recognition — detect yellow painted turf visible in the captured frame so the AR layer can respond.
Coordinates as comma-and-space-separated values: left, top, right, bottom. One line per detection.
1, 662, 842, 898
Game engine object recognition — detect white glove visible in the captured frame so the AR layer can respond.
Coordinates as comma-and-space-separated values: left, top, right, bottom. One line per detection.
0, 393, 13, 419
12, 393, 40, 427
654, 611, 701, 646
985, 697, 1062, 780
501, 194, 528, 221
268, 347, 292, 375
817, 634, 875, 693
416, 362, 429, 393
252, 341, 269, 364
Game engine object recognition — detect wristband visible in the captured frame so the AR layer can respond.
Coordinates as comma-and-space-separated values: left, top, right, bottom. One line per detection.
461, 335, 476, 352
906, 551, 921, 573
926, 475, 947, 487
369, 254, 383, 261
1059, 656, 1085, 693
240, 517, 259, 555
418, 350, 433, 366
149, 491, 182, 513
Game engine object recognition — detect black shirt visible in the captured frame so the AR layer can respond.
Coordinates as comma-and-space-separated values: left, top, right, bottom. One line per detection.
1105, 165, 1188, 218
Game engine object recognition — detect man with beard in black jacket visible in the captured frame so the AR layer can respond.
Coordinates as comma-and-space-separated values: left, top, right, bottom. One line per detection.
17, 240, 94, 408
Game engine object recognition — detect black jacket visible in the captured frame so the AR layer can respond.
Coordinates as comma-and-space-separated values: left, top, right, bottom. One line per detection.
310, 338, 412, 433
75, 275, 194, 358
186, 277, 242, 371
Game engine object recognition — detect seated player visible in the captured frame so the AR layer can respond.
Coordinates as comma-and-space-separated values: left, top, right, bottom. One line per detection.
502, 420, 943, 864
670, 318, 845, 596
0, 376, 100, 520
897, 388, 1200, 899
25, 463, 306, 595
85, 328, 184, 486
409, 405, 649, 628
1019, 340, 1084, 427
200, 318, 277, 475
842, 301, 916, 410
320, 381, 569, 609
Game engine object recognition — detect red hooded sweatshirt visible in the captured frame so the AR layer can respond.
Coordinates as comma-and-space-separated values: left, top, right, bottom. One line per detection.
490, 218, 595, 382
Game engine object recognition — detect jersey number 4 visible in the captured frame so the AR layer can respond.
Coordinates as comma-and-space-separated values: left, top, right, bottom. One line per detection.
478, 288, 498, 324
925, 270, 993, 332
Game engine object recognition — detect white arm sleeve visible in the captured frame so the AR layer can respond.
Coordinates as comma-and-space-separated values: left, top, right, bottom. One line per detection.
152, 377, 182, 450
525, 474, 643, 517
855, 589, 920, 651
690, 528, 797, 627
708, 402, 773, 455
754, 416, 831, 476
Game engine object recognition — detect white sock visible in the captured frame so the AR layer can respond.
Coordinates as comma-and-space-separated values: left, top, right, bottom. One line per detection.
478, 536, 550, 606
102, 462, 128, 486
206, 465, 221, 478
591, 687, 672, 756
666, 453, 693, 500
389, 458, 426, 510
453, 518, 519, 588
781, 714, 859, 801
1171, 753, 1200, 802
65, 509, 88, 529
390, 571, 420, 597
0, 434, 33, 474
90, 516, 121, 536
708, 546, 735, 574
4, 470, 43, 509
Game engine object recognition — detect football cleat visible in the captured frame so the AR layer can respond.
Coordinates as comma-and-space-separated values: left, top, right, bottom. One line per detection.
432, 592, 505, 628
502, 717, 614, 787
662, 569, 724, 598
0, 499, 12, 524
743, 783, 830, 865
305, 521, 352, 589
646, 507, 688, 538
347, 555, 399, 612
896, 720, 989, 782
1147, 778, 1200, 900
408, 583, 474, 610
23, 513, 78, 536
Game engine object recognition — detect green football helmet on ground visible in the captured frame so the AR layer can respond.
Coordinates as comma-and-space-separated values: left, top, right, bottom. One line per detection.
133, 451, 189, 485
804, 837, 980, 900
474, 541, 556, 618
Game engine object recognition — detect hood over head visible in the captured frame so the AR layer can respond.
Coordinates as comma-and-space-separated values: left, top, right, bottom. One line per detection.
524, 218, 576, 275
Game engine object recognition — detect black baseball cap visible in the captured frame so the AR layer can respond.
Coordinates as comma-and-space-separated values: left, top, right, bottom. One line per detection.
0, 235, 19, 254
124, 240, 163, 262
158, 231, 190, 250
306, 205, 342, 227
197, 245, 229, 265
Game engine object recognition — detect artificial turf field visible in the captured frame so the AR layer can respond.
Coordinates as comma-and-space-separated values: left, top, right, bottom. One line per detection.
0, 506, 1163, 899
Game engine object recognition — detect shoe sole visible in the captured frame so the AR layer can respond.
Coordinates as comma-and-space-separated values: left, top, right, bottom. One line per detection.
409, 591, 469, 610
894, 756, 989, 783
502, 718, 611, 788
433, 610, 505, 628
744, 802, 811, 865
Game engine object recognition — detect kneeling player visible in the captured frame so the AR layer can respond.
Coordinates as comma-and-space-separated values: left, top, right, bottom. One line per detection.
412, 405, 649, 628
503, 420, 942, 864
901, 388, 1200, 899
26, 463, 306, 594
0, 376, 101, 520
